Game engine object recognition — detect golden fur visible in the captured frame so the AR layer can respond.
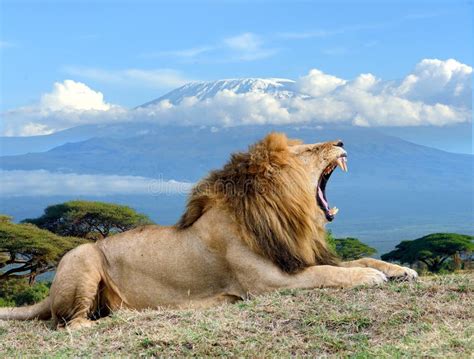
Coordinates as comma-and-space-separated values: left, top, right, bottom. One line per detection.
177, 133, 338, 273
0, 132, 417, 329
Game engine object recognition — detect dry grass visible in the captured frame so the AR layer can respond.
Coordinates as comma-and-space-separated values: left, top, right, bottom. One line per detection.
1, 273, 473, 358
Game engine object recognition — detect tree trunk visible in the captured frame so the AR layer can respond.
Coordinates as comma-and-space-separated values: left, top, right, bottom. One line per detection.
453, 252, 462, 270
28, 271, 37, 285
427, 263, 441, 272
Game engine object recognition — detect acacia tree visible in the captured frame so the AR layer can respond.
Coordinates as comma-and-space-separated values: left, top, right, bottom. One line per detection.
334, 237, 377, 260
326, 232, 377, 260
0, 215, 85, 284
23, 201, 153, 240
381, 233, 473, 273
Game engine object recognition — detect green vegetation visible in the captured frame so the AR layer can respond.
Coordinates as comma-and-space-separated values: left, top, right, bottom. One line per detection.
1, 201, 153, 303
382, 233, 473, 273
0, 273, 472, 357
326, 232, 377, 260
0, 279, 50, 307
0, 202, 473, 356
334, 237, 377, 260
23, 200, 153, 240
0, 216, 85, 284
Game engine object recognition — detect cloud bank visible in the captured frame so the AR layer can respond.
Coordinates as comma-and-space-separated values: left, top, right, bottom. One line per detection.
1, 58, 471, 136
2, 80, 125, 136
0, 170, 193, 197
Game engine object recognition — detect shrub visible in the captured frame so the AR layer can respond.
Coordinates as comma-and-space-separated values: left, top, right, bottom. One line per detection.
0, 279, 50, 307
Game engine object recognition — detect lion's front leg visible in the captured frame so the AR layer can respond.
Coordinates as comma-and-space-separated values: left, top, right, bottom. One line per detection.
288, 265, 388, 289
226, 242, 388, 292
340, 258, 418, 281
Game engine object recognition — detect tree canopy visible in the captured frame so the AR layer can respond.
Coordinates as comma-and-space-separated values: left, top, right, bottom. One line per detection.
326, 232, 377, 260
381, 233, 473, 272
334, 237, 377, 260
23, 200, 153, 240
0, 216, 85, 283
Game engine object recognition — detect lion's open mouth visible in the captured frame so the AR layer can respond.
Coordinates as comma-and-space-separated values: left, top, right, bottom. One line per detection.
316, 154, 348, 221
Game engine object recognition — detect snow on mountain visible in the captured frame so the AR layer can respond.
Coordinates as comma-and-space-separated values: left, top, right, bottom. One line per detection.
139, 78, 305, 107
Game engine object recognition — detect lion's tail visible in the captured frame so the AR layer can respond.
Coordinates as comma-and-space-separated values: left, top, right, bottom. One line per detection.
0, 296, 51, 321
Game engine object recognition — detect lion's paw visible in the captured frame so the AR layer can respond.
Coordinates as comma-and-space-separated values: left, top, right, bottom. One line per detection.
383, 265, 418, 281
350, 267, 387, 287
62, 318, 96, 331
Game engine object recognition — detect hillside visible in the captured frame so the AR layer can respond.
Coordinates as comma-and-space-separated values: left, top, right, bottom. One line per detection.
1, 124, 473, 254
0, 273, 472, 357
1, 125, 471, 185
139, 78, 302, 107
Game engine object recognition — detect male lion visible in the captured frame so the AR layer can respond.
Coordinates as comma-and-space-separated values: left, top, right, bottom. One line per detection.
0, 133, 417, 329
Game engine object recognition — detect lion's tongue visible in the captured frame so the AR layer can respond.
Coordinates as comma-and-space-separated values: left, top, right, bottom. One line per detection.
318, 186, 339, 216
317, 187, 329, 210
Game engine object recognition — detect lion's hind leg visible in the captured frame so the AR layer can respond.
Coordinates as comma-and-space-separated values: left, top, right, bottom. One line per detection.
341, 258, 418, 281
49, 243, 108, 329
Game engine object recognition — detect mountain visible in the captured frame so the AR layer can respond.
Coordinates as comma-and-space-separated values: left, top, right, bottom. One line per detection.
0, 123, 165, 156
139, 78, 303, 107
1, 124, 472, 254
0, 76, 472, 253
2, 77, 471, 156
1, 78, 300, 156
0, 124, 470, 187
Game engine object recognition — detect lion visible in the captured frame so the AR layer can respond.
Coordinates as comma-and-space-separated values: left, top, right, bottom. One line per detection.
0, 133, 417, 329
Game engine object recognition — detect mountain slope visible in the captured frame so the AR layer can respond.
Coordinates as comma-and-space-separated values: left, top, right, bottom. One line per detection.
2, 76, 471, 156
139, 78, 302, 107
0, 125, 470, 187
1, 124, 472, 253
0, 123, 165, 156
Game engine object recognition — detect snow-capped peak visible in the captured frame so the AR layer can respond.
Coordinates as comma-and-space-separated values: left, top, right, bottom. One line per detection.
139, 78, 301, 107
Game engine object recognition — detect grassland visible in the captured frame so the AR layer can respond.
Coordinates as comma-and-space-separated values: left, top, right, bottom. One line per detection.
0, 273, 472, 358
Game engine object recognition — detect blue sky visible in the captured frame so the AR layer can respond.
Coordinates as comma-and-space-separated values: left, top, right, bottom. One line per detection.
0, 0, 472, 154
1, 0, 472, 109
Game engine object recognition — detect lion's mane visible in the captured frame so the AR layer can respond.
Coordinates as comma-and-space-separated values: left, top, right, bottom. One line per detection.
177, 132, 338, 273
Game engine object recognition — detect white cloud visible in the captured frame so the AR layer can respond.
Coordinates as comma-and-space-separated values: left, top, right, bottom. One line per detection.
2, 80, 125, 136
135, 90, 292, 126
40, 80, 111, 111
0, 170, 193, 197
1, 58, 471, 136
139, 58, 471, 128
297, 69, 347, 97
390, 58, 472, 108
18, 123, 55, 136
62, 67, 192, 89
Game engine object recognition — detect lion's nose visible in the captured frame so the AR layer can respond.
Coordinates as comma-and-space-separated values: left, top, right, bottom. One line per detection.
333, 140, 344, 148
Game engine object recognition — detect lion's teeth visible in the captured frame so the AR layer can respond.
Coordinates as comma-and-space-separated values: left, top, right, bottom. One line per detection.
336, 158, 347, 172
342, 157, 348, 172
329, 207, 339, 215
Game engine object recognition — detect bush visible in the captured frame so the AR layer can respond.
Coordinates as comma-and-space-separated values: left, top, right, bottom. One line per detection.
325, 232, 376, 260
0, 297, 14, 307
0, 279, 50, 307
